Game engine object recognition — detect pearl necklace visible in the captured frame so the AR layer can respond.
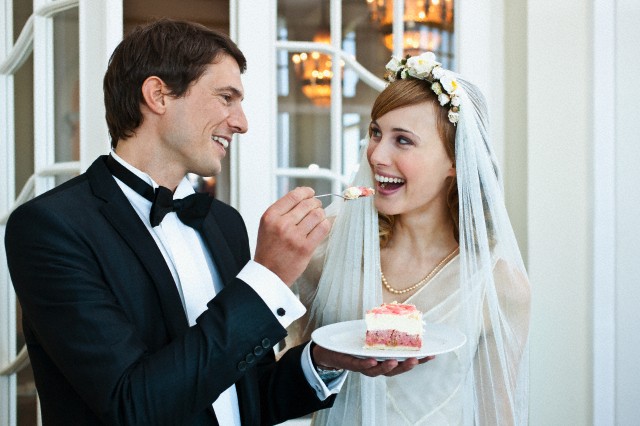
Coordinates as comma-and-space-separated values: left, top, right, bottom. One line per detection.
381, 247, 459, 295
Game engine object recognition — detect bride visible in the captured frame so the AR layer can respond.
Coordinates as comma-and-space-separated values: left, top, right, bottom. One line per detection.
284, 52, 530, 425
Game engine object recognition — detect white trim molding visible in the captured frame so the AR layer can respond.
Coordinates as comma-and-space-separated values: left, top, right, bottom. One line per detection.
0, 0, 78, 75
592, 0, 616, 424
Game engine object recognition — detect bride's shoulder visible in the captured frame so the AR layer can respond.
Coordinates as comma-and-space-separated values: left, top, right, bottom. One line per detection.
491, 256, 530, 310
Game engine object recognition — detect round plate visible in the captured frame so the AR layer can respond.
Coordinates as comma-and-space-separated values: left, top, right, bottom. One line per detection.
311, 319, 466, 361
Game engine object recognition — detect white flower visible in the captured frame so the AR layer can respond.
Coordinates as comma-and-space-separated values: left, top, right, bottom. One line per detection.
383, 53, 461, 125
406, 52, 438, 77
385, 56, 403, 73
438, 93, 451, 106
431, 66, 445, 80
439, 72, 458, 94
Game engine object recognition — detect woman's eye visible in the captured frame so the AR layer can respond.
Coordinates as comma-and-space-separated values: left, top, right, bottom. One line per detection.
397, 136, 413, 146
370, 128, 381, 138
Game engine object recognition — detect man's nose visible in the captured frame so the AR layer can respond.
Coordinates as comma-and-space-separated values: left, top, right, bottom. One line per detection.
229, 106, 248, 134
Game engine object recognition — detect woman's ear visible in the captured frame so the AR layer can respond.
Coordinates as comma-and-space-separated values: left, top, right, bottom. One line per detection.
448, 162, 456, 177
140, 76, 167, 114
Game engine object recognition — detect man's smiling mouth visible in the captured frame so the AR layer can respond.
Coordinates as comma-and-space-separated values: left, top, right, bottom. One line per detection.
211, 135, 229, 149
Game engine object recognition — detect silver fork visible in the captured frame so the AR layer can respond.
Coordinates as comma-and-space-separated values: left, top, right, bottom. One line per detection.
314, 193, 347, 200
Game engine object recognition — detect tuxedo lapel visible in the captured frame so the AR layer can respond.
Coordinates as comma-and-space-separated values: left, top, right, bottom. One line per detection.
87, 157, 189, 338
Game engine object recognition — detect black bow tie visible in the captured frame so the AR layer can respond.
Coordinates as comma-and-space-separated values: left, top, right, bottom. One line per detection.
106, 155, 213, 229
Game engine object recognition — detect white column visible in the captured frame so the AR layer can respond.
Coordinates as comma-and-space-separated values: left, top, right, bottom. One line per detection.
0, 2, 15, 208
457, 0, 505, 166
0, 0, 17, 421
79, 0, 122, 171
230, 0, 278, 253
329, 0, 343, 196
503, 0, 528, 261
33, 0, 56, 195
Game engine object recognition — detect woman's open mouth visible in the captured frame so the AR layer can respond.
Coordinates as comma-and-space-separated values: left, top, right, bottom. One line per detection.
375, 174, 405, 192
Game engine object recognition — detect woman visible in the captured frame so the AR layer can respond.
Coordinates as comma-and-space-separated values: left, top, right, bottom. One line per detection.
286, 53, 530, 425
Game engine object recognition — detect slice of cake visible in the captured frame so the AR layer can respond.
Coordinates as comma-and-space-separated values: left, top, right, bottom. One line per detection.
364, 302, 423, 350
342, 186, 375, 200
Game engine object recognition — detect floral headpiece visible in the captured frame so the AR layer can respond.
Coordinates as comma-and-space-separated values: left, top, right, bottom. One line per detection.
385, 52, 460, 124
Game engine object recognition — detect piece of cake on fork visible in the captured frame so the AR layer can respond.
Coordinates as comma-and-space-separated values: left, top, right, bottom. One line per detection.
364, 302, 423, 350
342, 186, 375, 200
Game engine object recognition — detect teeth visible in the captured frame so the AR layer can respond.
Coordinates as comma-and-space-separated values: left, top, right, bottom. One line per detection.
375, 174, 405, 184
211, 135, 229, 149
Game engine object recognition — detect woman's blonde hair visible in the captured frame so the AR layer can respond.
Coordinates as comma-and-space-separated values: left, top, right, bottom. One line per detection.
369, 78, 458, 247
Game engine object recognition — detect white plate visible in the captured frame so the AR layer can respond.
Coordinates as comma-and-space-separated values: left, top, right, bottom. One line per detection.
311, 319, 467, 361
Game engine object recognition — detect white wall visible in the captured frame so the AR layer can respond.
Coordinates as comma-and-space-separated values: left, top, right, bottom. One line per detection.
527, 0, 592, 424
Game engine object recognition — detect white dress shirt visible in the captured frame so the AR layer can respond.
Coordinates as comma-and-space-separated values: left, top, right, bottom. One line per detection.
110, 152, 345, 425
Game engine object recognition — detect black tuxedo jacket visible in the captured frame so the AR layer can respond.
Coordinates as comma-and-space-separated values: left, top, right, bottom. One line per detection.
5, 156, 333, 425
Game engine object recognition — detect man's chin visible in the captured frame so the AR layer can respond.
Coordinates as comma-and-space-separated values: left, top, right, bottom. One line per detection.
193, 163, 221, 178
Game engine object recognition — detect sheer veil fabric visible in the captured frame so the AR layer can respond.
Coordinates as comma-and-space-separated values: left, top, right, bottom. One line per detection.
287, 76, 530, 425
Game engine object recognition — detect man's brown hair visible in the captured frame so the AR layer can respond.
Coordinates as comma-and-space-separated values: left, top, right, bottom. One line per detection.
103, 19, 246, 147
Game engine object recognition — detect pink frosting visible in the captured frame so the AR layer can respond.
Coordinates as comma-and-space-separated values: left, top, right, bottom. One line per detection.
367, 302, 418, 315
357, 186, 375, 197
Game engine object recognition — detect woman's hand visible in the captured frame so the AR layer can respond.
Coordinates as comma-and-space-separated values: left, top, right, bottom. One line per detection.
313, 343, 434, 377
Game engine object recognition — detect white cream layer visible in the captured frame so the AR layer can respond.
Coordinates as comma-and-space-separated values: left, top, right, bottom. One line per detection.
365, 313, 423, 335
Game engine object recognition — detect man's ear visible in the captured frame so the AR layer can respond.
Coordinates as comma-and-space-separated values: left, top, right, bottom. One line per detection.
140, 76, 167, 114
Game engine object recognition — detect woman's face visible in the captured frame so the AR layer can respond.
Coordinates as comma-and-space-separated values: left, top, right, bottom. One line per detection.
367, 101, 455, 218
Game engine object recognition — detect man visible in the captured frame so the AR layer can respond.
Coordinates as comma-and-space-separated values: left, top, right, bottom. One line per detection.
5, 19, 417, 425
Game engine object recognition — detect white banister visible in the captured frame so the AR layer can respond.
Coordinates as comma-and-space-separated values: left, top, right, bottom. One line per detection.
0, 162, 81, 225
0, 0, 79, 75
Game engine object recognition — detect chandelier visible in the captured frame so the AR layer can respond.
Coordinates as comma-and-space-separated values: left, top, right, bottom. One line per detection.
291, 31, 336, 107
367, 0, 454, 56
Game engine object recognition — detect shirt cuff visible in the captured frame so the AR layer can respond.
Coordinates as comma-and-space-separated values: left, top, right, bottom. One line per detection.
301, 342, 347, 400
237, 260, 306, 329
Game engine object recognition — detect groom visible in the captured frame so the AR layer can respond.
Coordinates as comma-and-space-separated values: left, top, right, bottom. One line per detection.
5, 19, 416, 425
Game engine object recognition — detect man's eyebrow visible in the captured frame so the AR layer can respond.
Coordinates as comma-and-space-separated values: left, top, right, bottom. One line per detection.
215, 86, 244, 100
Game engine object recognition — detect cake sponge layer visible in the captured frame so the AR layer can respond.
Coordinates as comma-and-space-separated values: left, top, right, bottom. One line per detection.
365, 329, 422, 350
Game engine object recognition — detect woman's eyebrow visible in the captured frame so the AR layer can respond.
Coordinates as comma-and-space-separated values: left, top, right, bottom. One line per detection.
391, 126, 416, 135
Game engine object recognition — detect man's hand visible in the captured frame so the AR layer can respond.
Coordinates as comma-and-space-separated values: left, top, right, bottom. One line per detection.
254, 187, 331, 286
312, 344, 434, 378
